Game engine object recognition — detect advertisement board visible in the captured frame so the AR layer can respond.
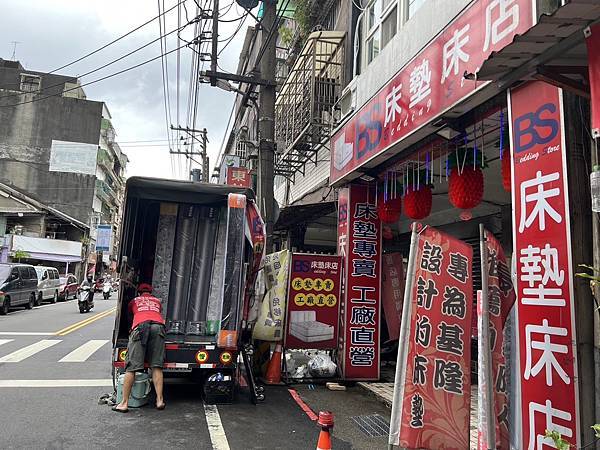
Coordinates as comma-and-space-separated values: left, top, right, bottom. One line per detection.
330, 0, 534, 184
478, 229, 516, 450
509, 81, 579, 448
337, 184, 381, 380
389, 224, 473, 449
49, 140, 99, 175
95, 224, 113, 253
285, 253, 342, 349
226, 167, 252, 188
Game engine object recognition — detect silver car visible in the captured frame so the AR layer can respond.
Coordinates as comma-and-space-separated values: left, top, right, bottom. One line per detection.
34, 266, 61, 305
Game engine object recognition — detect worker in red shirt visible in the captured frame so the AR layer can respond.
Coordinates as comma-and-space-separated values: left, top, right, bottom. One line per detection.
113, 283, 166, 413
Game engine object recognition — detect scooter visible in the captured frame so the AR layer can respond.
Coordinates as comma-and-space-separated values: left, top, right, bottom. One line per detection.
78, 286, 94, 313
102, 282, 111, 300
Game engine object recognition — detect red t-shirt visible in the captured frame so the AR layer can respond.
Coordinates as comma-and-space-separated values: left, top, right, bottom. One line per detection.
129, 293, 165, 330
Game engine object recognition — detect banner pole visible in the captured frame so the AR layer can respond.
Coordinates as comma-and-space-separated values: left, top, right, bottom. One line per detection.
388, 223, 420, 449
479, 224, 496, 449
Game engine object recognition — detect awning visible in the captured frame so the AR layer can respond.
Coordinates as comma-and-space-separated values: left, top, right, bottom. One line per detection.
274, 181, 336, 231
475, 1, 600, 94
27, 252, 82, 263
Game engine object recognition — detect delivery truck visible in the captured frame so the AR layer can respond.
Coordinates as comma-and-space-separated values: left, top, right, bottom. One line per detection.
111, 177, 265, 403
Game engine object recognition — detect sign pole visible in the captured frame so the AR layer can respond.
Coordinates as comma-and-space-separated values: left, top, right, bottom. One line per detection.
388, 224, 420, 449
479, 225, 496, 449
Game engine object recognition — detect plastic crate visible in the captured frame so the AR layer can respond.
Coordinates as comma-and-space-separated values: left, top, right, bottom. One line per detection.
203, 373, 235, 404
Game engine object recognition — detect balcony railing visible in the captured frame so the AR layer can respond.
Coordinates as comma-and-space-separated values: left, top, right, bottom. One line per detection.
274, 30, 345, 181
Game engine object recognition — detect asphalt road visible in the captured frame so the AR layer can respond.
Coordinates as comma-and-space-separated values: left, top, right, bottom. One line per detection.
0, 294, 391, 449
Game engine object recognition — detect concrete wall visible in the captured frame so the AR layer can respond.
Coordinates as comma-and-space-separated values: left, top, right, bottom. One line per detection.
0, 80, 103, 223
355, 0, 470, 108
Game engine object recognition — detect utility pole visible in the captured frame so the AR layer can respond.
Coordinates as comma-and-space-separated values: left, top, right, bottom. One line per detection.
210, 0, 219, 87
258, 0, 277, 252
170, 126, 209, 181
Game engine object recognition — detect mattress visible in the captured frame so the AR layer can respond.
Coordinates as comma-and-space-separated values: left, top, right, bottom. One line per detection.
290, 321, 334, 342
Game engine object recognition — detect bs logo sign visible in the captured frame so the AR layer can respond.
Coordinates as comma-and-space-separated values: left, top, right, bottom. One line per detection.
293, 259, 310, 273
513, 103, 559, 153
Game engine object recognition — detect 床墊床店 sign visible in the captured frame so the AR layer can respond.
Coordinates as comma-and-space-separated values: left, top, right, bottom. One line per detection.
330, 0, 534, 184
509, 81, 580, 448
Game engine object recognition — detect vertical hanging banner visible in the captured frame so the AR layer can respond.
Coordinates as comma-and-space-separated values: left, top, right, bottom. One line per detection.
478, 229, 516, 450
585, 24, 600, 138
382, 252, 405, 341
338, 184, 381, 380
285, 253, 342, 349
509, 81, 579, 448
389, 224, 473, 449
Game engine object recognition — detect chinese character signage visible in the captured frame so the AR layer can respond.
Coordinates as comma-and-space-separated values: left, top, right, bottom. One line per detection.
330, 0, 534, 184
478, 229, 516, 450
285, 254, 342, 349
382, 252, 404, 341
338, 184, 381, 380
585, 24, 600, 138
509, 81, 579, 448
226, 167, 251, 188
389, 225, 473, 449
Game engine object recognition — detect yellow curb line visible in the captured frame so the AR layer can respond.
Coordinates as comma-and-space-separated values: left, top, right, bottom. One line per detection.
54, 307, 116, 336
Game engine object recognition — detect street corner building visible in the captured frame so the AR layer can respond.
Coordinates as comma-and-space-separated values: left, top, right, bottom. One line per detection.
0, 59, 127, 278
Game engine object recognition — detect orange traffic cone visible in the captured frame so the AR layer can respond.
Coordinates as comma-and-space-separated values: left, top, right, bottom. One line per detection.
264, 343, 282, 384
316, 411, 334, 450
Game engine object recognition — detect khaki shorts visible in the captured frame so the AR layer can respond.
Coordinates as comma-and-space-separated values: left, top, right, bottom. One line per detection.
125, 322, 165, 372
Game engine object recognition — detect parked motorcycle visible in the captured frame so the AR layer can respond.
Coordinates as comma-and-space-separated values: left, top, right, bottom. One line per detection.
78, 286, 94, 313
102, 282, 111, 300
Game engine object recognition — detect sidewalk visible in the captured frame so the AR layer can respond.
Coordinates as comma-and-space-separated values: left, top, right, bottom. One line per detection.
358, 365, 478, 449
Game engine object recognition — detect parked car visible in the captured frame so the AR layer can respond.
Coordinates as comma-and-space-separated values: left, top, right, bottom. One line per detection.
34, 266, 61, 305
0, 263, 39, 315
58, 274, 79, 301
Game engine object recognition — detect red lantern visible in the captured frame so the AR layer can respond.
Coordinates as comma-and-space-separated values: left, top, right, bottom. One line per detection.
377, 197, 402, 224
404, 186, 432, 220
501, 152, 511, 192
448, 167, 484, 210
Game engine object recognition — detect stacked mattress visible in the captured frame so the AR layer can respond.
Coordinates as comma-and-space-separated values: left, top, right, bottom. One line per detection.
289, 311, 334, 343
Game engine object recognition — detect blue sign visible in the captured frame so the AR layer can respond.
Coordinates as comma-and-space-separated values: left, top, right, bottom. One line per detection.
96, 224, 113, 253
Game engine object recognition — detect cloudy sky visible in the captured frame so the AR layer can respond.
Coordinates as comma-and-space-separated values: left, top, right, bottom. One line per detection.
1, 0, 252, 179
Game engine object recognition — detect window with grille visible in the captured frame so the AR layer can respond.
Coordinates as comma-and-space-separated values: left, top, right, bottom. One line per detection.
20, 74, 41, 93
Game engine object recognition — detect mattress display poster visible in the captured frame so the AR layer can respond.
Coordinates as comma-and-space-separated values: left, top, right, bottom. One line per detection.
389, 225, 473, 449
284, 253, 342, 349
338, 184, 382, 380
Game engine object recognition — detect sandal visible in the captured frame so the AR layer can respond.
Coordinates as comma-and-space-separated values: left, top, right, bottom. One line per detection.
112, 406, 129, 413
156, 403, 166, 411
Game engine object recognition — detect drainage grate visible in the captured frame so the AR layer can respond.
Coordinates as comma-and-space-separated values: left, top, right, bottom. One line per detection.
349, 414, 390, 437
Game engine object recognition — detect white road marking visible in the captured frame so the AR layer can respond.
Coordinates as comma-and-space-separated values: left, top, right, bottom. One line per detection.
59, 339, 109, 362
204, 404, 230, 450
0, 339, 61, 362
0, 339, 13, 347
0, 332, 55, 336
0, 379, 113, 387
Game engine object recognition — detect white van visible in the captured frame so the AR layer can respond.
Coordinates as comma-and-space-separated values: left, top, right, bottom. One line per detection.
34, 267, 61, 305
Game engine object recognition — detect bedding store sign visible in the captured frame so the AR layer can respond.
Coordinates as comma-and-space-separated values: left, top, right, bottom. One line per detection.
284, 253, 342, 350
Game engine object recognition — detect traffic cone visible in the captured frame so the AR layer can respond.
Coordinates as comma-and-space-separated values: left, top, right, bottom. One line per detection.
264, 343, 282, 384
316, 411, 334, 450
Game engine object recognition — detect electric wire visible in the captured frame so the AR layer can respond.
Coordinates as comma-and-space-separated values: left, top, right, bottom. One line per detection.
48, 0, 186, 75
158, 0, 176, 177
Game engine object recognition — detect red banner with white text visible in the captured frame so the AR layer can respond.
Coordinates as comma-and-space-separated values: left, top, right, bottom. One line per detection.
338, 184, 381, 380
391, 225, 473, 449
509, 81, 579, 448
330, 0, 534, 184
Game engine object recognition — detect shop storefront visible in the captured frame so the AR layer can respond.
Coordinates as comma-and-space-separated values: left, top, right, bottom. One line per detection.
330, 0, 600, 447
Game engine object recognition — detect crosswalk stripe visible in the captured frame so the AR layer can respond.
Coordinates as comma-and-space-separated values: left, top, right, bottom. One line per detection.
0, 339, 13, 347
0, 339, 62, 363
58, 339, 109, 362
